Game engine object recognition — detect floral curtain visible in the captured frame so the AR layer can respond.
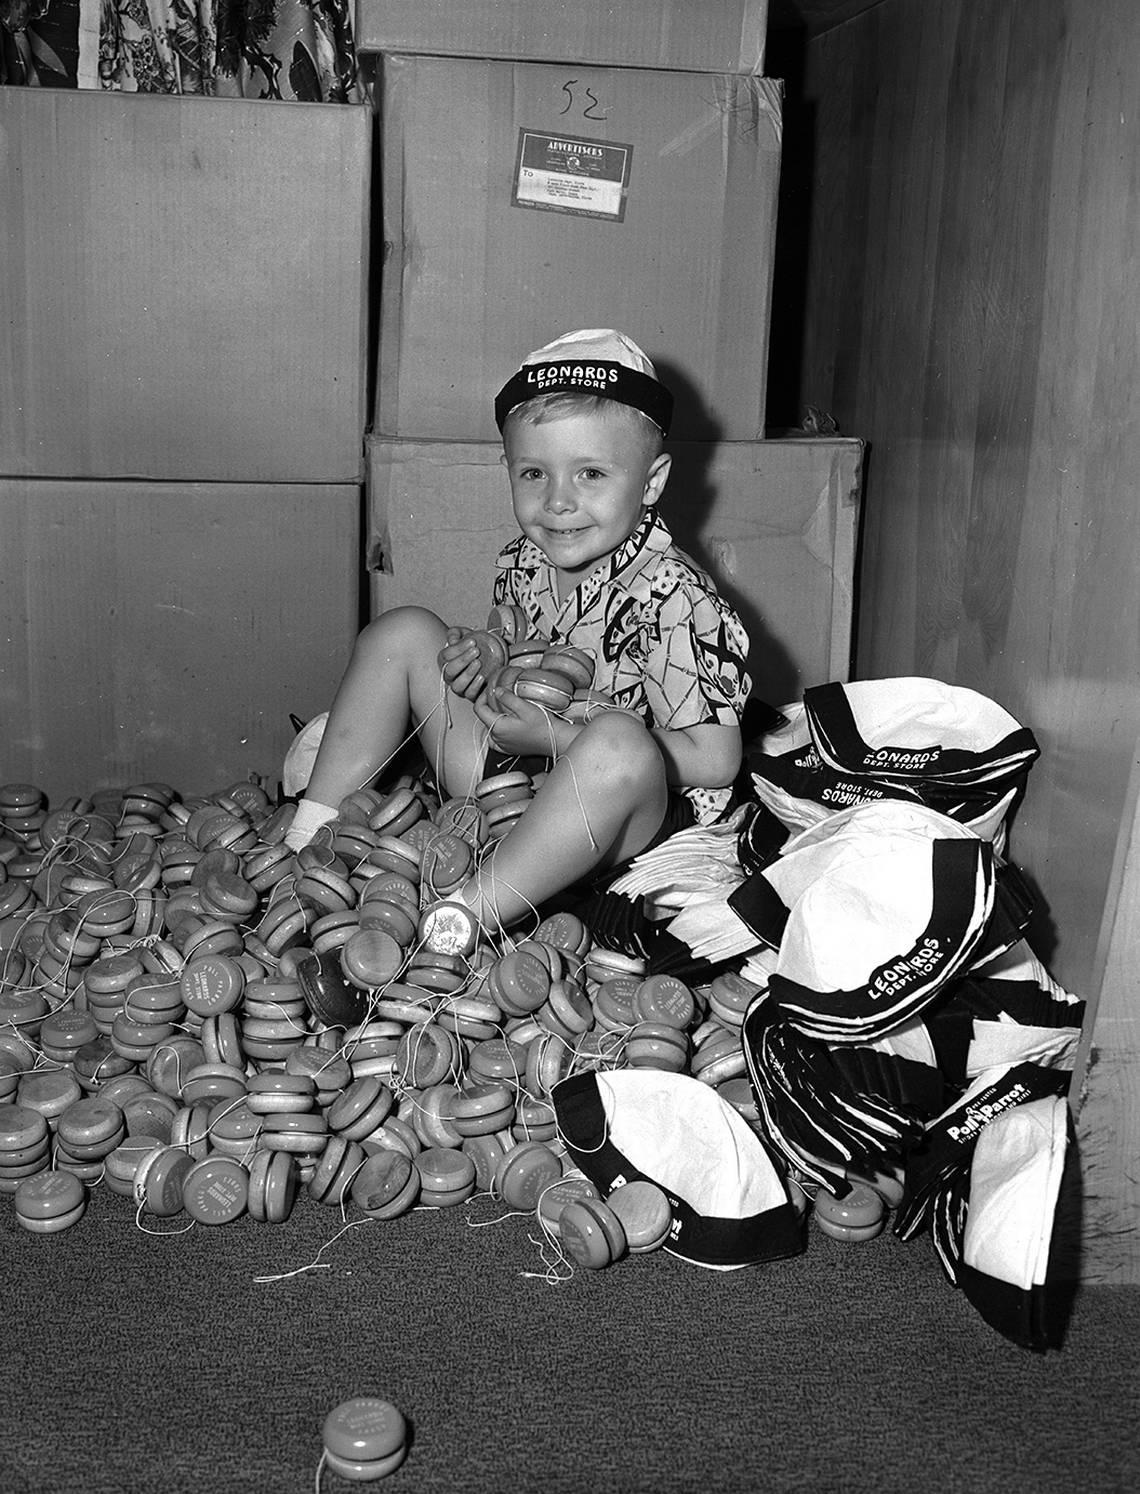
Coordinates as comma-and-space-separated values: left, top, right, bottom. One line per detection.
0, 0, 361, 99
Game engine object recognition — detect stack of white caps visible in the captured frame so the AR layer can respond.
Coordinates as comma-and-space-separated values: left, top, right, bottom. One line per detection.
805, 678, 1040, 788
748, 678, 1039, 853
729, 801, 1038, 1007
740, 931, 1083, 1195
893, 1060, 1071, 1247
769, 839, 994, 1043
923, 938, 1086, 1085
954, 1093, 1073, 1350
725, 803, 996, 1040
741, 994, 929, 1195
892, 1061, 1075, 1349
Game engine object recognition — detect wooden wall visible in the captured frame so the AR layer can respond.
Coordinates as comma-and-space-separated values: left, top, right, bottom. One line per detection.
779, 0, 1140, 1278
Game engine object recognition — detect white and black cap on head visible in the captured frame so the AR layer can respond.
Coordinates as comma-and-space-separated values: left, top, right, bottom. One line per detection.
494, 327, 674, 437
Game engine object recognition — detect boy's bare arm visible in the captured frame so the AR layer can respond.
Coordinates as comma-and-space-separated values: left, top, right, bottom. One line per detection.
651, 720, 742, 790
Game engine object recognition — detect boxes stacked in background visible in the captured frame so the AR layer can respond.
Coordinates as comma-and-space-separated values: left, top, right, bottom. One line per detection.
371, 53, 781, 443
358, 3, 863, 690
0, 90, 371, 804
354, 0, 771, 73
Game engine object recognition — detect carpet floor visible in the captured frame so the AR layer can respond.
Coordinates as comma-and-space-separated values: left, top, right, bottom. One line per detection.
2, 1182, 1137, 1494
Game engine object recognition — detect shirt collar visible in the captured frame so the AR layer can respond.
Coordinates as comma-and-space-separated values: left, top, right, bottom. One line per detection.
498, 509, 672, 600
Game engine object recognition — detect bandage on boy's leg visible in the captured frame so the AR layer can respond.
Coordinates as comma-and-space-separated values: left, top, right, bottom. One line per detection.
300, 606, 485, 835
457, 712, 668, 931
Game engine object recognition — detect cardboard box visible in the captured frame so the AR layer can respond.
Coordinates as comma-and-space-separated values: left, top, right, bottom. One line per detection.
0, 480, 361, 803
366, 435, 863, 705
0, 91, 370, 483
376, 55, 782, 442
355, 0, 768, 74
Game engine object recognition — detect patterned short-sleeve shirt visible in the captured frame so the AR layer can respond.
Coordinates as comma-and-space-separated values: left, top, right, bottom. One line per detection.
492, 509, 752, 823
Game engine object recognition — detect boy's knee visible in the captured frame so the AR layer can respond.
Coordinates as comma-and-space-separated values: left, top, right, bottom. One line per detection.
354, 605, 443, 659
577, 710, 663, 787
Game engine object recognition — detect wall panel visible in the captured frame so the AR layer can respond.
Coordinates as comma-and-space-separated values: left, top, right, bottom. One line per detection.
790, 0, 1140, 1277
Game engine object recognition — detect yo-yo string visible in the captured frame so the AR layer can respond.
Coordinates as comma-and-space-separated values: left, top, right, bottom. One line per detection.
246, 998, 310, 1037
428, 1000, 473, 1090
133, 1197, 196, 1237
295, 1040, 358, 1085
146, 1039, 193, 1098
347, 687, 449, 802
335, 976, 415, 1066
0, 896, 83, 993
263, 872, 304, 915
28, 1047, 67, 1073
396, 1018, 461, 1091
520, 1229, 576, 1285
334, 1153, 371, 1224
253, 1217, 375, 1284
463, 1199, 534, 1229
460, 1186, 503, 1213
551, 1103, 612, 1158
234, 1134, 260, 1171
121, 975, 184, 1024
465, 863, 544, 947
200, 1093, 259, 1147
520, 1182, 579, 1285
533, 707, 601, 859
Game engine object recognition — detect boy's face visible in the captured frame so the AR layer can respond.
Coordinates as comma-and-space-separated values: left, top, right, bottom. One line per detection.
502, 408, 671, 600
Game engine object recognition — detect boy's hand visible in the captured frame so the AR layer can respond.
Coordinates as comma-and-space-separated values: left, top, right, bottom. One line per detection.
438, 628, 486, 700
474, 671, 570, 757
439, 627, 511, 701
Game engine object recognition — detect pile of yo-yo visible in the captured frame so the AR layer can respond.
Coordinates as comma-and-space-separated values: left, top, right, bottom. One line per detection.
0, 766, 771, 1265
0, 615, 891, 1265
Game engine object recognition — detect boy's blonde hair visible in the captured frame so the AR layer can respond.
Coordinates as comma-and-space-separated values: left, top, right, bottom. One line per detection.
503, 388, 664, 463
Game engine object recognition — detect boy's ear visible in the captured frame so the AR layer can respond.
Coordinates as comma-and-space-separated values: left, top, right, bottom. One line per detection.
642, 452, 672, 507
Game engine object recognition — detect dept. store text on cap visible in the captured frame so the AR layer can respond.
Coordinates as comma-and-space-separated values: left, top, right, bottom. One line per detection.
804, 678, 1040, 784
494, 327, 674, 437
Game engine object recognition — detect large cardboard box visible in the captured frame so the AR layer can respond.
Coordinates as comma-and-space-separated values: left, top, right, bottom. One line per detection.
376, 55, 782, 443
0, 91, 370, 483
0, 480, 360, 802
355, 0, 768, 74
367, 436, 864, 706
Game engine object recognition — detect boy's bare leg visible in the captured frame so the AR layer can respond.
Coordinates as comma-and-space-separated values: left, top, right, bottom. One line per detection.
457, 711, 668, 931
302, 606, 486, 814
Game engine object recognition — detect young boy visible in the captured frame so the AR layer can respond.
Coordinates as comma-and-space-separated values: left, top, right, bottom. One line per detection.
285, 328, 751, 935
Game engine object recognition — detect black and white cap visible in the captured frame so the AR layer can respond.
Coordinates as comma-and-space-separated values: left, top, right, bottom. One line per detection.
552, 1068, 803, 1269
955, 1093, 1074, 1350
926, 938, 1086, 1085
767, 833, 996, 1042
803, 678, 1040, 788
897, 1071, 1075, 1351
494, 327, 674, 436
747, 701, 1019, 845
741, 995, 929, 1195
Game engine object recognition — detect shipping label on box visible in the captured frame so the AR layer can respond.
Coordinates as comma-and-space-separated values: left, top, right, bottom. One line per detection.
377, 55, 782, 444
0, 92, 370, 483
513, 130, 634, 221
355, 0, 768, 75
367, 436, 863, 708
